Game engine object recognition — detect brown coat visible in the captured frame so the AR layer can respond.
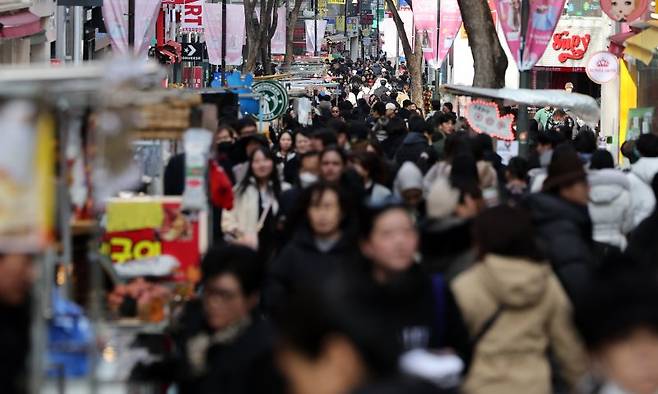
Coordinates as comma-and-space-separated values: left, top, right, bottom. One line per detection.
451, 254, 587, 394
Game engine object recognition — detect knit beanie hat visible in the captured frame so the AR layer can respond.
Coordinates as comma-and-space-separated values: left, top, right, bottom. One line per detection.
542, 145, 587, 192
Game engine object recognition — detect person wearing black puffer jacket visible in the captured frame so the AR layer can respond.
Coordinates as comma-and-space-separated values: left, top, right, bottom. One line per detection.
524, 145, 595, 305
264, 182, 358, 312
394, 116, 438, 174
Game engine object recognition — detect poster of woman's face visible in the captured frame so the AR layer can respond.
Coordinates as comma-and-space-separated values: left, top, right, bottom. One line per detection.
601, 0, 648, 21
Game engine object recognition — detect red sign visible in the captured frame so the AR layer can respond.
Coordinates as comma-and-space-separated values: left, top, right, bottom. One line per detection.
181, 0, 204, 32
552, 31, 591, 63
102, 198, 207, 283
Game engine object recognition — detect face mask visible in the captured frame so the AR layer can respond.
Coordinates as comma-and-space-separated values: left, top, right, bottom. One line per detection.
299, 172, 318, 188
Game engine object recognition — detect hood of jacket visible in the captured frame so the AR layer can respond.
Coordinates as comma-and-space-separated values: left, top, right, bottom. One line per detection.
525, 192, 591, 229
481, 254, 550, 308
588, 168, 630, 204
631, 157, 658, 184
402, 132, 428, 146
395, 162, 424, 194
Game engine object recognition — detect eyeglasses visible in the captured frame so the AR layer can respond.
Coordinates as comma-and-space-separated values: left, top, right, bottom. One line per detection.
203, 287, 242, 302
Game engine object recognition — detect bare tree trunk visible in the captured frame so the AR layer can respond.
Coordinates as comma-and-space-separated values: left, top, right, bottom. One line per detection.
409, 30, 424, 108
285, 0, 303, 67
456, 0, 507, 87
244, 0, 277, 73
385, 0, 423, 107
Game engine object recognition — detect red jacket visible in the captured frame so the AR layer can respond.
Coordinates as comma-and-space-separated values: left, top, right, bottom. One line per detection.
209, 160, 234, 210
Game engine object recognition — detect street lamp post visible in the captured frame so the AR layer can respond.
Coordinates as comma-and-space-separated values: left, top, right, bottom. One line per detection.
517, 0, 531, 158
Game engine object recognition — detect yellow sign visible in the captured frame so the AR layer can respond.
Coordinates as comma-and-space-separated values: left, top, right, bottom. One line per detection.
106, 200, 164, 232
328, 0, 346, 3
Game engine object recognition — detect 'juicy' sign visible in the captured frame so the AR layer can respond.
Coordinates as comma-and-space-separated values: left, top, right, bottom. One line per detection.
552, 31, 591, 63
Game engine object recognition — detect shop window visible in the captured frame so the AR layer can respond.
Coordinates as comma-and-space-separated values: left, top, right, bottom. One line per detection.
563, 0, 602, 17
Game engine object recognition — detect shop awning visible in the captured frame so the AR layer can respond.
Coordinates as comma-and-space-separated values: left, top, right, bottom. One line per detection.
440, 84, 600, 123
0, 10, 41, 39
624, 21, 658, 66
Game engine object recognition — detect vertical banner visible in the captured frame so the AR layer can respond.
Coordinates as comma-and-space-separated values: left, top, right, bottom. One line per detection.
413, 0, 437, 62
181, 0, 204, 33
102, 0, 162, 56
497, 0, 566, 70
437, 0, 462, 66
305, 19, 328, 55
381, 13, 413, 59
271, 6, 287, 54
203, 4, 245, 65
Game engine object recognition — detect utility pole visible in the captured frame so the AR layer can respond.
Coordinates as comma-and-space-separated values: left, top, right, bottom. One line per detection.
434, 0, 440, 98
128, 0, 136, 48
517, 0, 530, 158
376, 0, 380, 58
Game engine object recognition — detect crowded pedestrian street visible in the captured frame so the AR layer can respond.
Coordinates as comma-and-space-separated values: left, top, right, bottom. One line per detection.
0, 0, 657, 393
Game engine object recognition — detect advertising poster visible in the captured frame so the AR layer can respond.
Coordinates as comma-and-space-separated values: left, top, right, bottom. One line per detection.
413, 0, 438, 61
496, 0, 566, 70
102, 197, 207, 283
101, 0, 162, 56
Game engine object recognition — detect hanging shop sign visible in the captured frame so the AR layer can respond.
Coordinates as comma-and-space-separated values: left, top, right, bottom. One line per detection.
181, 0, 204, 33
600, 0, 649, 22
102, 197, 207, 283
182, 42, 203, 62
496, 0, 566, 71
465, 100, 515, 141
252, 81, 289, 121
586, 51, 619, 84
536, 19, 605, 68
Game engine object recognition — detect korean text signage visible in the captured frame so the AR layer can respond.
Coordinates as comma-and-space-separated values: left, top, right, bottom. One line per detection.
253, 81, 289, 121
181, 0, 204, 32
496, 0, 566, 71
586, 51, 618, 84
102, 197, 206, 283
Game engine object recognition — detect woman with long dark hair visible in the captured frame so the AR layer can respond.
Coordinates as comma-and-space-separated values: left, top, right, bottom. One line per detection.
222, 146, 286, 255
264, 181, 357, 311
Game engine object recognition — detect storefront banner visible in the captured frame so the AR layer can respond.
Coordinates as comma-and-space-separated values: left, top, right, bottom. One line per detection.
413, 0, 438, 62
181, 0, 204, 32
535, 18, 605, 68
496, 0, 566, 71
305, 19, 328, 54
203, 4, 245, 65
102, 197, 207, 283
437, 0, 462, 66
102, 0, 162, 56
381, 12, 413, 59
601, 0, 648, 22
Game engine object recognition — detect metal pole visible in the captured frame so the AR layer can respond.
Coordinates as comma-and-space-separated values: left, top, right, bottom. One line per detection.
222, 0, 227, 86
314, 0, 319, 56
517, 0, 530, 158
128, 0, 136, 48
56, 6, 67, 62
434, 0, 441, 97
73, 6, 83, 63
376, 0, 380, 58
344, 0, 348, 41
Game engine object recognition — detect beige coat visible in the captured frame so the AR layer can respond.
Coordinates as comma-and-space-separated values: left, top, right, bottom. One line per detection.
451, 254, 587, 394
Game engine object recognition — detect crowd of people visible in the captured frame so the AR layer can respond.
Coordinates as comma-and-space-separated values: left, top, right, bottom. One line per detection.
156, 67, 658, 394
1, 58, 658, 394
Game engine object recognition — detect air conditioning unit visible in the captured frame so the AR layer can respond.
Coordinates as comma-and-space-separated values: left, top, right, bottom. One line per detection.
0, 0, 33, 13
